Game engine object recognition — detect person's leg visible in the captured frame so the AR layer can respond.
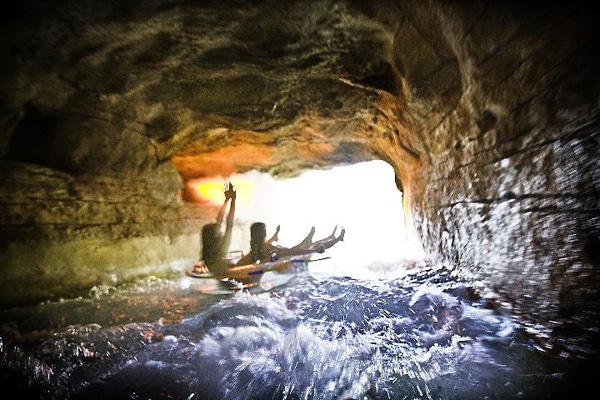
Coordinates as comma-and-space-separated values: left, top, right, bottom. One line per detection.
307, 227, 345, 251
323, 225, 338, 240
293, 226, 316, 249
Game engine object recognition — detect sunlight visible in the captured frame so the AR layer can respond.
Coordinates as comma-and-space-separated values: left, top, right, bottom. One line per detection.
189, 178, 255, 206
219, 160, 426, 279
194, 181, 225, 204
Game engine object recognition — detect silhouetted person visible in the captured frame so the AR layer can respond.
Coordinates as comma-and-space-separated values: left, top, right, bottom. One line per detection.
236, 222, 345, 266
193, 182, 236, 276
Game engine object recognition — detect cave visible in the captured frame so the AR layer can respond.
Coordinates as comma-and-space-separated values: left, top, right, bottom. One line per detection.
0, 0, 599, 398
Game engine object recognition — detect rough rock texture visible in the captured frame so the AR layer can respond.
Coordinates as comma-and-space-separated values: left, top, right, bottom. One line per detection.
401, 1, 600, 354
0, 0, 598, 352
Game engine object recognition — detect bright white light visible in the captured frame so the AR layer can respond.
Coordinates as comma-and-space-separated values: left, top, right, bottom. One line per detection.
226, 160, 425, 279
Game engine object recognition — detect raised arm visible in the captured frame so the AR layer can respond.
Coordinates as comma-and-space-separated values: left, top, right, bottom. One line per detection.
221, 182, 236, 252
215, 197, 229, 227
266, 225, 280, 245
225, 185, 236, 230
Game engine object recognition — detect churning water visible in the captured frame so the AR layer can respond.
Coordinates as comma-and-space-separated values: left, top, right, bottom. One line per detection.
1, 262, 598, 399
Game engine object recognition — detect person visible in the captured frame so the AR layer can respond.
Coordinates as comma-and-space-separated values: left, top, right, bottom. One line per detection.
236, 222, 345, 266
193, 182, 237, 276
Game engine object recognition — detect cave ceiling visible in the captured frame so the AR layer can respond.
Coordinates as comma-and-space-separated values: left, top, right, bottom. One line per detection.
1, 0, 432, 182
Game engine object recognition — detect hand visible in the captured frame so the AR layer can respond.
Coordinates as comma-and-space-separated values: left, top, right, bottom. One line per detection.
193, 261, 209, 274
224, 182, 236, 200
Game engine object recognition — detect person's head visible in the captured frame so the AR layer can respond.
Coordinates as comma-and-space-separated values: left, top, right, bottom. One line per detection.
201, 223, 222, 264
249, 222, 267, 261
250, 222, 267, 243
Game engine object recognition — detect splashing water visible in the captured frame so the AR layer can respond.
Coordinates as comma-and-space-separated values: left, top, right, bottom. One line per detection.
1, 262, 597, 399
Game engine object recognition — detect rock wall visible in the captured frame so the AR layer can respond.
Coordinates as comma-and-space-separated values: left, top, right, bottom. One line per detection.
0, 161, 208, 307
394, 1, 600, 349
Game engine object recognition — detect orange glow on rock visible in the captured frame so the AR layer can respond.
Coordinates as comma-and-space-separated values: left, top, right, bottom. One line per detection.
172, 143, 274, 180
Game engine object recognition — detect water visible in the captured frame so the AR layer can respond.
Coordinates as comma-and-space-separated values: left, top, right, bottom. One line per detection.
1, 263, 598, 399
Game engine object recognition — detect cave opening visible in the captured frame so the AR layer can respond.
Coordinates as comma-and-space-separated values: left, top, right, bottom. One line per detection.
181, 160, 426, 279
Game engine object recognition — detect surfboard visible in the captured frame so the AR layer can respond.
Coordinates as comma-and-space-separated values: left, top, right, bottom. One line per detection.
189, 256, 310, 279
186, 254, 316, 293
